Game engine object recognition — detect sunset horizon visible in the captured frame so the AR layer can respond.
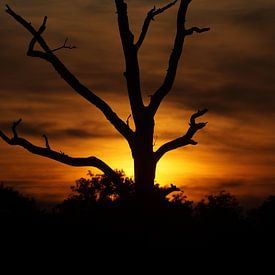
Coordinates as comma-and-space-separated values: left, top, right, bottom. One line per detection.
1, 0, 275, 208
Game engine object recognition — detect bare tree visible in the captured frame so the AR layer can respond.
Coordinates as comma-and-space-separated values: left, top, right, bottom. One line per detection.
0, 0, 209, 198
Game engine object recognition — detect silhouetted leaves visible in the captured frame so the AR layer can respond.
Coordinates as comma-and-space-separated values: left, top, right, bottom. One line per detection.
55, 170, 134, 215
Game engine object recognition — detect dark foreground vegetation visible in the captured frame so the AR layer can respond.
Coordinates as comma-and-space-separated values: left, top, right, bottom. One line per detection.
1, 173, 275, 256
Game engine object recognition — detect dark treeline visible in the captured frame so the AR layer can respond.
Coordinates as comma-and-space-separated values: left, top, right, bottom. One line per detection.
1, 172, 275, 253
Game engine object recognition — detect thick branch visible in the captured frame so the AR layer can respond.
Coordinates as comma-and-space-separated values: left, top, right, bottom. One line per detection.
154, 109, 208, 162
115, 0, 144, 125
0, 121, 120, 184
149, 0, 208, 116
5, 5, 134, 146
28, 16, 47, 55
135, 0, 178, 50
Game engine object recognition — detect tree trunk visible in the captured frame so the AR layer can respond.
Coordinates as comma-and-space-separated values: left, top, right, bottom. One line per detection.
132, 115, 156, 199
134, 152, 156, 195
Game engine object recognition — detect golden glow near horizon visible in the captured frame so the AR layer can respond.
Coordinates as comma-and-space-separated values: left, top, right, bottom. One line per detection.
1, 0, 275, 205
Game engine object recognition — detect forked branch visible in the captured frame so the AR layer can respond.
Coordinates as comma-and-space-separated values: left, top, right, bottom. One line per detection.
135, 0, 178, 50
154, 109, 208, 162
0, 120, 120, 183
149, 0, 209, 115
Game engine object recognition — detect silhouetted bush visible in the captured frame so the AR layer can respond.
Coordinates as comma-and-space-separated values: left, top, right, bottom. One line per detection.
1, 175, 275, 251
258, 195, 275, 225
247, 195, 275, 230
195, 191, 243, 230
0, 183, 37, 218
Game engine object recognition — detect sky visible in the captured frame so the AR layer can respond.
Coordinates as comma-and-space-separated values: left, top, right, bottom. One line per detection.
1, 0, 275, 207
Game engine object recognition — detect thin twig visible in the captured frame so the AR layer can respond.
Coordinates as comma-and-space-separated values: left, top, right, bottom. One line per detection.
126, 114, 132, 127
12, 119, 22, 138
51, 37, 76, 52
42, 134, 51, 150
185, 27, 210, 36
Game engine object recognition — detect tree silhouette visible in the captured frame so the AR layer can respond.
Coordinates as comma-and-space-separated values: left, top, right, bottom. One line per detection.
0, 1, 209, 199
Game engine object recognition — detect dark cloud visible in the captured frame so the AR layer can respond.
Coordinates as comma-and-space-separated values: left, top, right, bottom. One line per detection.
203, 132, 275, 161
217, 180, 246, 189
0, 121, 54, 136
1, 179, 71, 206
0, 119, 118, 140
180, 177, 275, 207
168, 45, 275, 118
170, 84, 275, 119
231, 5, 275, 30
51, 127, 119, 139
80, 0, 113, 13
217, 53, 275, 82
1, 179, 59, 189
180, 179, 246, 194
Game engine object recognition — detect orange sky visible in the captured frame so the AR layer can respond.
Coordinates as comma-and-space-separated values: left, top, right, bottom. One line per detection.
1, 0, 275, 207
